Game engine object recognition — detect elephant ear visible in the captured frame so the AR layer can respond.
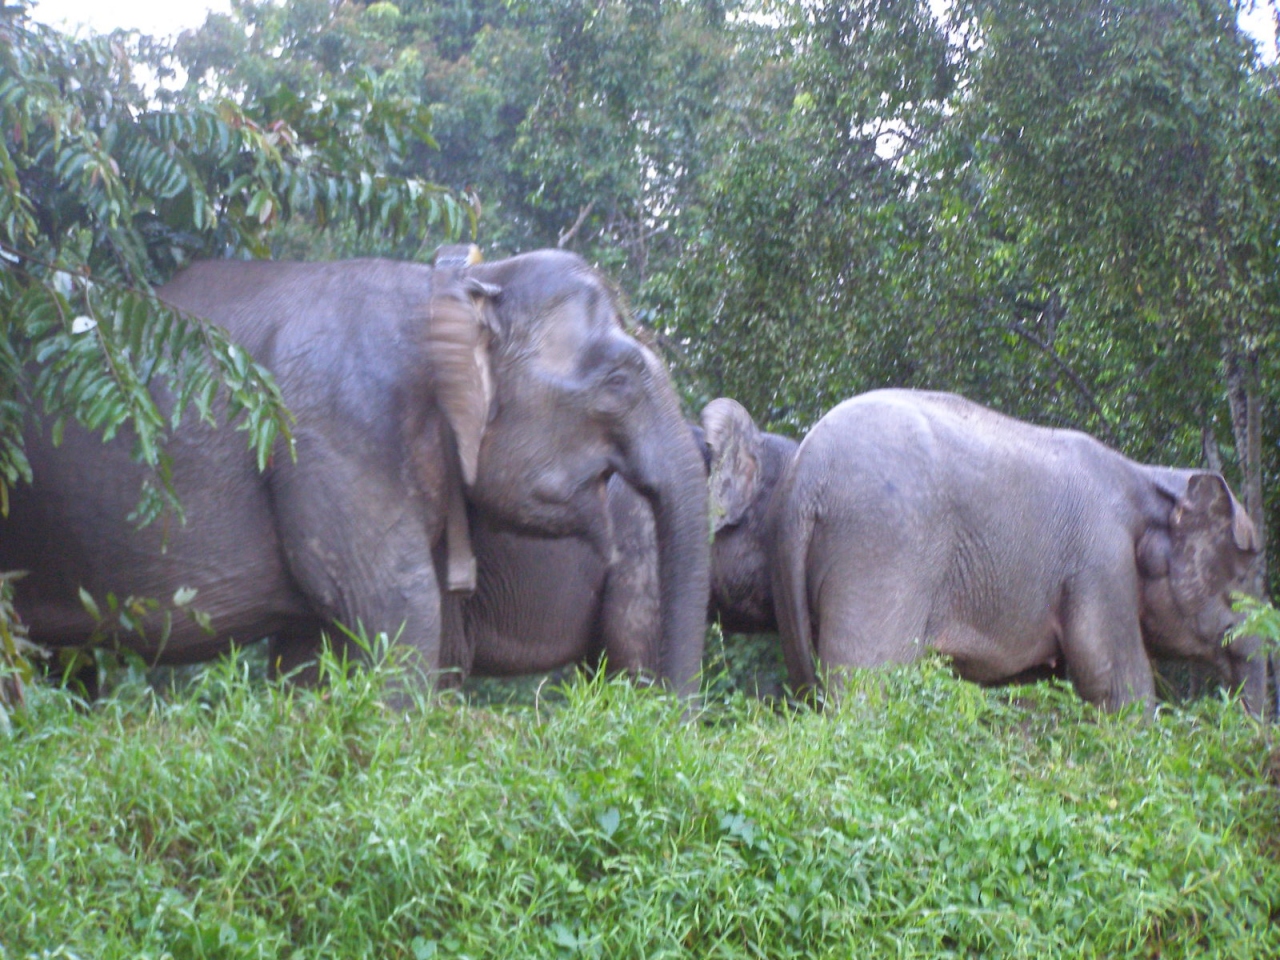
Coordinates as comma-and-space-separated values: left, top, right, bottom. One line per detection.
701, 397, 762, 532
1171, 472, 1259, 553
427, 271, 502, 487
1162, 472, 1258, 612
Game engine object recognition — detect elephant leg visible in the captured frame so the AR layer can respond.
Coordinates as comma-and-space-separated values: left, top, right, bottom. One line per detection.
599, 566, 661, 681
271, 455, 444, 685
598, 529, 662, 681
1060, 571, 1154, 711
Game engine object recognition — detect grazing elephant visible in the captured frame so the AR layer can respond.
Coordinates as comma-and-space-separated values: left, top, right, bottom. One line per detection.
456, 399, 797, 682
771, 389, 1266, 713
0, 250, 711, 694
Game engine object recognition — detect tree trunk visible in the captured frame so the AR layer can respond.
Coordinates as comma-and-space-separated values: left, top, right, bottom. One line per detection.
1225, 345, 1268, 597
1224, 344, 1275, 720
1200, 423, 1223, 473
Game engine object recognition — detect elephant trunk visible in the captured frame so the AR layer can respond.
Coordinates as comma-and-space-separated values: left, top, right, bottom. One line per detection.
627, 379, 711, 698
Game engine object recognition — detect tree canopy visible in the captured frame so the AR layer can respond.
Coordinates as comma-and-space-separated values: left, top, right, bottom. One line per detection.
3, 0, 1278, 589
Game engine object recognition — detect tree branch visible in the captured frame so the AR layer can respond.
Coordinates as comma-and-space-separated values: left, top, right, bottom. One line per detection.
975, 311, 1118, 446
557, 201, 595, 248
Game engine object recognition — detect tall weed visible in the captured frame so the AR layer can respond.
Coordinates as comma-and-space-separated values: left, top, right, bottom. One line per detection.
0, 653, 1275, 958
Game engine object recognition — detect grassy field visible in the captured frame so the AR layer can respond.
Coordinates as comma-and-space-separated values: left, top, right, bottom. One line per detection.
0, 643, 1277, 959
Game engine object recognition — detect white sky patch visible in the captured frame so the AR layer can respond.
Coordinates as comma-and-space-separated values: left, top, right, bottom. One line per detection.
1240, 1, 1279, 61
27, 0, 232, 37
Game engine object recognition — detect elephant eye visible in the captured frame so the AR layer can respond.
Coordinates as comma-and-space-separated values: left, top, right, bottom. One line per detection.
604, 369, 631, 391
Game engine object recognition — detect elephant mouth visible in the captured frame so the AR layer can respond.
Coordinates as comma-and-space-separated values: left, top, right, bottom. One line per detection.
528, 453, 619, 505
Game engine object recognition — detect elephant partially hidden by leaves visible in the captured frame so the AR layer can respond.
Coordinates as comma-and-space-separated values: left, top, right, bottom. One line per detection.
768, 389, 1266, 713
456, 399, 798, 684
1, 251, 711, 695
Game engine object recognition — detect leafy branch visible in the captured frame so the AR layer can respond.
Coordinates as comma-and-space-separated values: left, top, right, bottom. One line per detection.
0, 6, 466, 519
1, 244, 295, 523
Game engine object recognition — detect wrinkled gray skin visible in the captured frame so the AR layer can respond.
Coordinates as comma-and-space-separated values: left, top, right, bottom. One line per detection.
771, 389, 1266, 713
460, 475, 664, 679
1, 250, 710, 695
458, 399, 797, 681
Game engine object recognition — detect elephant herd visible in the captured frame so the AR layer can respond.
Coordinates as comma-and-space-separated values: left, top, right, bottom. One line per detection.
0, 250, 1266, 715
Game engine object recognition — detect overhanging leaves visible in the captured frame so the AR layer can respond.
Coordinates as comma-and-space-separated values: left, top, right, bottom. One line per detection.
0, 5, 465, 517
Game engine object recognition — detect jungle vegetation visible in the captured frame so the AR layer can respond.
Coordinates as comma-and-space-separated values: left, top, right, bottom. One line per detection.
2, 4, 1280, 955
3, 645, 1280, 956
3, 0, 1276, 590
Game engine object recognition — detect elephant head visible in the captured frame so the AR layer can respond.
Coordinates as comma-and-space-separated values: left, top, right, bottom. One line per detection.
700, 398, 798, 634
428, 250, 711, 694
1137, 472, 1265, 713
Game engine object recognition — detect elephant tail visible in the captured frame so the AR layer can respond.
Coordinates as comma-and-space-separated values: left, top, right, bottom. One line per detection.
772, 480, 820, 699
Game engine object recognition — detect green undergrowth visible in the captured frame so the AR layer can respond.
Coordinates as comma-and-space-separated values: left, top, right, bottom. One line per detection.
1, 647, 1277, 959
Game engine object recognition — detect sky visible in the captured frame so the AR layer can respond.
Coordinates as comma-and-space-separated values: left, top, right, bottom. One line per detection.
28, 0, 232, 37
24, 0, 1280, 56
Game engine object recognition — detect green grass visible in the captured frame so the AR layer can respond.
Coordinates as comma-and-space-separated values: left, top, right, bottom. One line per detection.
1, 646, 1277, 959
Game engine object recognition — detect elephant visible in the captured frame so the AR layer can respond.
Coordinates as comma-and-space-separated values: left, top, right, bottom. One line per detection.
0, 250, 711, 695
700, 398, 800, 636
454, 399, 798, 683
769, 388, 1266, 713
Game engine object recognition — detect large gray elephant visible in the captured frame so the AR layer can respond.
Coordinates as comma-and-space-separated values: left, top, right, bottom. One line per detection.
454, 399, 797, 682
770, 389, 1265, 713
0, 250, 711, 695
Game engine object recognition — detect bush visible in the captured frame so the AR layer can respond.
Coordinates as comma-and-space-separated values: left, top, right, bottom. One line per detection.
0, 650, 1277, 958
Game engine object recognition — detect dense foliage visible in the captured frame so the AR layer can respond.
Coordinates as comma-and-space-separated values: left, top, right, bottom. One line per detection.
145, 0, 1280, 587
2, 7, 1277, 955
1, 653, 1276, 957
656, 0, 1280, 590
941, 0, 1279, 580
5, 0, 1276, 582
